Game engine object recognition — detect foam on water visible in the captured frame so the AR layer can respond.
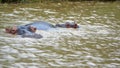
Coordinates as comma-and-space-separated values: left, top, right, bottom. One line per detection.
44, 10, 57, 14
19, 8, 42, 11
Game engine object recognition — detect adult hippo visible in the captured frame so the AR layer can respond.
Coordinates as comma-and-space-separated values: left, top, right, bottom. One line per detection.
5, 21, 79, 39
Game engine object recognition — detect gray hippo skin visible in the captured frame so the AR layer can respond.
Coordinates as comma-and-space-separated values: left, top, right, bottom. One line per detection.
6, 21, 79, 39
17, 21, 55, 39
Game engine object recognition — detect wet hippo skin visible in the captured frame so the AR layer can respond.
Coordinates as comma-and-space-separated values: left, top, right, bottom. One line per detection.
6, 21, 79, 39
17, 21, 55, 39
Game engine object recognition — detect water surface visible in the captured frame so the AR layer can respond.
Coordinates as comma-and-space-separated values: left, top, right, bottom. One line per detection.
0, 2, 120, 68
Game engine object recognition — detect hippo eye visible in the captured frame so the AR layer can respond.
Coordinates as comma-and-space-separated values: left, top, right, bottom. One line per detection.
10, 29, 17, 34
34, 28, 36, 30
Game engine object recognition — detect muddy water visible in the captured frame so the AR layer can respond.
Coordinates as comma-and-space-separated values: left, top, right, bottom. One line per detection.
0, 2, 120, 68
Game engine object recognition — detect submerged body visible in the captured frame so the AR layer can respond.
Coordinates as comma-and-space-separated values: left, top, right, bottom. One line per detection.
25, 21, 55, 30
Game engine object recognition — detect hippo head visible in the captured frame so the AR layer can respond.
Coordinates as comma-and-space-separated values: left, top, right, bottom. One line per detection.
5, 26, 18, 35
5, 26, 37, 35
65, 21, 79, 28
29, 26, 36, 33
56, 21, 79, 28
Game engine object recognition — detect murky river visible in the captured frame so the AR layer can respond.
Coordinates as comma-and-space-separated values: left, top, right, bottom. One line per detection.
0, 2, 120, 68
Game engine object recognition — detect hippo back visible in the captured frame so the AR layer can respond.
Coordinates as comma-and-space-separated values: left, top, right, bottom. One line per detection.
25, 21, 55, 30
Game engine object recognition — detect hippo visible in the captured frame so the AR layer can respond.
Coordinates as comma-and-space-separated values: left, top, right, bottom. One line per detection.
55, 22, 79, 28
5, 21, 79, 39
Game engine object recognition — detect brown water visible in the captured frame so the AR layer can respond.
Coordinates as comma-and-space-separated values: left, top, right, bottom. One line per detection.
0, 2, 120, 68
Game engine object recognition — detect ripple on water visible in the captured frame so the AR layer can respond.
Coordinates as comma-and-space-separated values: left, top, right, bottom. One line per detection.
0, 2, 120, 67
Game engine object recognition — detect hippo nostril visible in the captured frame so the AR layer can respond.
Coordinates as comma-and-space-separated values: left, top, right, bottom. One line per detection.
5, 28, 10, 33
34, 28, 36, 31
11, 30, 15, 32
5, 27, 12, 33
11, 30, 17, 34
